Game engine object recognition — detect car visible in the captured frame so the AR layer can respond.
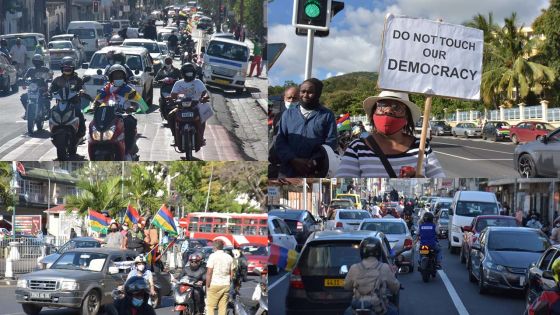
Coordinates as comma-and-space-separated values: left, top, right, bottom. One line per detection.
336, 193, 362, 209
469, 227, 550, 294
50, 34, 87, 65
82, 46, 155, 104
482, 120, 511, 142
240, 243, 268, 275
110, 19, 130, 33
199, 246, 214, 261
432, 197, 453, 214
358, 218, 415, 273
414, 116, 433, 141
285, 230, 399, 315
525, 244, 560, 307
510, 121, 556, 145
47, 41, 81, 69
97, 21, 114, 39
430, 120, 452, 136
108, 34, 125, 46
157, 30, 173, 43
158, 42, 170, 58
210, 33, 236, 40
452, 122, 482, 138
268, 215, 297, 251
328, 198, 355, 210
0, 33, 52, 73
67, 21, 109, 59
37, 237, 101, 269
514, 127, 560, 177
267, 204, 293, 212
202, 37, 250, 93
268, 209, 322, 251
122, 38, 166, 73
436, 209, 450, 239
460, 215, 517, 268
325, 209, 372, 231
0, 52, 18, 94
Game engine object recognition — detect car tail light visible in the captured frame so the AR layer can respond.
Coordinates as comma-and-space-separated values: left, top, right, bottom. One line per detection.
290, 267, 304, 289
296, 222, 303, 231
404, 238, 413, 248
336, 222, 344, 228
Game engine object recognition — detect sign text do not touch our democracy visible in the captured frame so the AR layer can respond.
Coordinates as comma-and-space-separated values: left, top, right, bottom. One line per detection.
378, 14, 484, 100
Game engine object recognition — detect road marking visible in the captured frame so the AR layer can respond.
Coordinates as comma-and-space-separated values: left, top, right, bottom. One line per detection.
434, 151, 512, 161
438, 269, 470, 315
268, 272, 290, 291
432, 141, 512, 154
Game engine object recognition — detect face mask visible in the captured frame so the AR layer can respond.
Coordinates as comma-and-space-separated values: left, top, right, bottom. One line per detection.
63, 70, 73, 75
165, 64, 172, 70
132, 297, 143, 307
285, 101, 298, 109
113, 79, 125, 87
111, 228, 118, 233
373, 114, 408, 135
137, 264, 145, 272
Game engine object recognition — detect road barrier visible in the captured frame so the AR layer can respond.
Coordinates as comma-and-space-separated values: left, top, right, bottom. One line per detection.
0, 237, 63, 277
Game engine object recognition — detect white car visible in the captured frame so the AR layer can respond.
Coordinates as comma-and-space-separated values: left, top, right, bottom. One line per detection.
81, 46, 155, 104
268, 215, 297, 251
325, 209, 372, 231
414, 116, 433, 141
122, 38, 166, 73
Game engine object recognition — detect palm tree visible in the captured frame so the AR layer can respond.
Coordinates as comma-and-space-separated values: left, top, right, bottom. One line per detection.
122, 164, 166, 216
65, 176, 127, 216
0, 162, 15, 209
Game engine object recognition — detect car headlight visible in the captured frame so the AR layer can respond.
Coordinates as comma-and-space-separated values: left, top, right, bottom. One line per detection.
484, 260, 504, 271
17, 280, 27, 288
61, 280, 79, 290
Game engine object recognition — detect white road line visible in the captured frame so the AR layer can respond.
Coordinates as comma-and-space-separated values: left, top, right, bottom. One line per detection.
268, 272, 290, 291
432, 141, 512, 154
438, 269, 470, 315
434, 151, 512, 161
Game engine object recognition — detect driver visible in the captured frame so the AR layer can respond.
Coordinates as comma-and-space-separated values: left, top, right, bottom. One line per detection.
177, 252, 206, 315
104, 49, 134, 81
106, 276, 156, 315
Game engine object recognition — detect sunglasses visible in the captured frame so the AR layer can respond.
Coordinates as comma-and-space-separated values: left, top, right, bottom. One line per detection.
375, 100, 407, 116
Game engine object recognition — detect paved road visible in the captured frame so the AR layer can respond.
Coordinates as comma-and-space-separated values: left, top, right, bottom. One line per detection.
269, 239, 526, 315
430, 136, 518, 177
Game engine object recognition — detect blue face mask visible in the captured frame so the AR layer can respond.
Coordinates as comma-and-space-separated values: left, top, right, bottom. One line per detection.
113, 79, 125, 87
132, 297, 143, 307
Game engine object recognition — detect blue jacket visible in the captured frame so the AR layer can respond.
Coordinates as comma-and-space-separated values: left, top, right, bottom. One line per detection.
419, 223, 437, 247
275, 104, 337, 177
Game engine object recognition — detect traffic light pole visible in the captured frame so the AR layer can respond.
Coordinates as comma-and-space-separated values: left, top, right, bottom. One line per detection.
304, 29, 315, 80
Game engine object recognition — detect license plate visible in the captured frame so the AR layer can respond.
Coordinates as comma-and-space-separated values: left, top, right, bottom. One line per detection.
520, 276, 525, 286
30, 292, 51, 299
324, 278, 344, 287
419, 249, 429, 255
181, 112, 194, 118
215, 79, 230, 85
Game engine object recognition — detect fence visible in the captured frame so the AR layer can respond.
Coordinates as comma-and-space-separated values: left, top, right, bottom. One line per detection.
0, 236, 70, 276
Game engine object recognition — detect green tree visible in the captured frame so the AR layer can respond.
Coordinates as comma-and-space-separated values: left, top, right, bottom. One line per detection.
65, 176, 127, 217
231, 0, 265, 38
0, 162, 15, 211
213, 161, 267, 206
122, 163, 166, 216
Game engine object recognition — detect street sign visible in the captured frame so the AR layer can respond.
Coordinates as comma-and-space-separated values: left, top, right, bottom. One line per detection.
266, 43, 286, 70
268, 186, 279, 197
14, 215, 41, 235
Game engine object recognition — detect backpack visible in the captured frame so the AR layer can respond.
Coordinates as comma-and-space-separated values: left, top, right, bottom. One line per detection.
352, 261, 388, 315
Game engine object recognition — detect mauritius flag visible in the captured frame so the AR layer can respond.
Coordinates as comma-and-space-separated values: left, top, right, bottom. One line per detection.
89, 209, 111, 233
269, 243, 299, 271
124, 204, 141, 228
337, 113, 351, 132
152, 204, 178, 235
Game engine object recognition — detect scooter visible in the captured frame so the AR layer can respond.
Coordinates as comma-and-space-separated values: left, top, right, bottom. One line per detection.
21, 77, 49, 134
172, 275, 203, 315
254, 282, 268, 315
49, 84, 83, 160
418, 244, 437, 283
155, 77, 178, 122
169, 96, 201, 161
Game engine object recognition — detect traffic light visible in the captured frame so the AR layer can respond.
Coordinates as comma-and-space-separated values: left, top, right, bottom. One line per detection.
295, 1, 344, 37
93, 1, 99, 13
293, 0, 331, 31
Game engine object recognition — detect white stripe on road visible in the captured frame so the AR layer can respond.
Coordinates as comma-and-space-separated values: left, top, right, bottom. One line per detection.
434, 151, 512, 161
438, 270, 470, 315
431, 141, 512, 154
268, 272, 290, 291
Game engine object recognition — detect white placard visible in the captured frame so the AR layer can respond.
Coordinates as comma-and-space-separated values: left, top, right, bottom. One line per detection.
378, 14, 484, 100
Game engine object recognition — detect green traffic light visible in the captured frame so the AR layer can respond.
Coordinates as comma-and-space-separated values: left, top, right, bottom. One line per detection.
304, 0, 321, 19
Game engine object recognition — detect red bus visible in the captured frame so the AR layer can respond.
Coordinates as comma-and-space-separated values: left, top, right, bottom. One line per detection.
178, 212, 268, 247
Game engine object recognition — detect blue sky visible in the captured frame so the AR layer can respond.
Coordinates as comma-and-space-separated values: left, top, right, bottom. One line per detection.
268, 0, 549, 86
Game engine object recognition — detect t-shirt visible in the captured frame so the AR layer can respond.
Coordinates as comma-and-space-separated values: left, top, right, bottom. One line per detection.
171, 79, 207, 101
10, 45, 27, 64
105, 231, 124, 248
206, 250, 233, 286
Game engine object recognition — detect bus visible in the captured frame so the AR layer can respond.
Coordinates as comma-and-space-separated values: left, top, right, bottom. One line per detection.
178, 212, 268, 247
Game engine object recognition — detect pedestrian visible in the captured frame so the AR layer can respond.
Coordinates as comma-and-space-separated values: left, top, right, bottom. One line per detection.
260, 42, 267, 76
10, 38, 28, 73
274, 78, 338, 177
551, 222, 560, 245
206, 239, 234, 315
95, 221, 126, 249
268, 86, 299, 178
335, 90, 445, 178
515, 208, 524, 226
248, 38, 262, 77
69, 228, 77, 239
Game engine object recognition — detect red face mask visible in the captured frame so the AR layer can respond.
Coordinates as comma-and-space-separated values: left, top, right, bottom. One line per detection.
373, 114, 407, 135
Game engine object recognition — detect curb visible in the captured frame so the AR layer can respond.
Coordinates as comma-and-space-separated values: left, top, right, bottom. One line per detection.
251, 94, 267, 114
0, 278, 17, 286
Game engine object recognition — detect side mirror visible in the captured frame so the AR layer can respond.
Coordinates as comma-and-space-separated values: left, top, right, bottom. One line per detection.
82, 63, 89, 69
543, 270, 555, 280
340, 265, 348, 275
462, 226, 472, 233
108, 266, 119, 274
96, 69, 102, 75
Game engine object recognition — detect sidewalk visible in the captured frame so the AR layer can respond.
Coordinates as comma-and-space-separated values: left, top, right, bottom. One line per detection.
244, 38, 268, 113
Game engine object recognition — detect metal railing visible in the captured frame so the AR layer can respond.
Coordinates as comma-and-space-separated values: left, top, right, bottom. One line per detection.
0, 236, 69, 276
549, 108, 560, 122
524, 106, 543, 119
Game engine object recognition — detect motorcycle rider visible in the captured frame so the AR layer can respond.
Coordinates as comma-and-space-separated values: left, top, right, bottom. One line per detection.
127, 255, 157, 298
526, 215, 544, 230
0, 39, 11, 61
167, 30, 179, 56
20, 54, 51, 119
403, 201, 414, 231
106, 276, 156, 315
344, 237, 400, 315
176, 252, 206, 315
169, 63, 210, 151
104, 49, 134, 81
528, 258, 560, 315
155, 56, 181, 115
417, 212, 442, 269
93, 64, 140, 159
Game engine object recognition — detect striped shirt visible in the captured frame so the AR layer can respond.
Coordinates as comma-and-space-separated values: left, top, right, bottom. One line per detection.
335, 138, 446, 178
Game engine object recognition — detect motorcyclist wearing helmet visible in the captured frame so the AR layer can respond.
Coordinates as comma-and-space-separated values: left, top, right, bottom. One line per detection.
0, 39, 11, 61
104, 49, 134, 80
155, 56, 181, 96
105, 276, 157, 315
417, 212, 442, 269
167, 30, 179, 55
49, 56, 87, 139
177, 252, 207, 315
528, 258, 560, 315
20, 54, 51, 119
169, 63, 210, 151
344, 237, 400, 315
127, 255, 156, 297
93, 64, 141, 159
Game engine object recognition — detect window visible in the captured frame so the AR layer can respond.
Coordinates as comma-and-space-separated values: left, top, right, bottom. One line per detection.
299, 241, 362, 276
206, 41, 249, 62
244, 226, 257, 235
5, 36, 37, 51
199, 224, 212, 232
230, 225, 242, 234
213, 224, 227, 233
540, 249, 557, 270
68, 29, 96, 39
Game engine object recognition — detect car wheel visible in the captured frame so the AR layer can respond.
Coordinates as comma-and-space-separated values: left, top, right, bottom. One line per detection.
512, 134, 519, 145
464, 132, 468, 138
80, 290, 101, 315
22, 304, 42, 315
493, 133, 498, 142
478, 267, 487, 294
518, 154, 537, 178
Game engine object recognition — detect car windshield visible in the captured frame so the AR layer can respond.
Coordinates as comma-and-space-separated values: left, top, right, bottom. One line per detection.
4, 36, 38, 51
49, 41, 73, 49
475, 218, 517, 231
299, 241, 362, 276
488, 231, 549, 252
339, 211, 370, 220
51, 252, 108, 271
241, 245, 268, 256
68, 29, 96, 39
124, 42, 159, 54
269, 211, 302, 220
455, 201, 498, 217
463, 123, 477, 128
437, 202, 452, 210
207, 41, 249, 62
89, 53, 143, 71
58, 240, 99, 253
331, 200, 352, 208
432, 121, 447, 127
360, 222, 406, 234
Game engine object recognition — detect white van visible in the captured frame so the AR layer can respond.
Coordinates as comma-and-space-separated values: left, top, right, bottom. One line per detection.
202, 38, 250, 94
110, 20, 130, 33
67, 21, 108, 60
448, 191, 500, 253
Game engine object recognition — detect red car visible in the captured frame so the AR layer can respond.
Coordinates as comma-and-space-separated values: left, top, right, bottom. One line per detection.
459, 215, 517, 268
241, 243, 268, 275
510, 121, 556, 144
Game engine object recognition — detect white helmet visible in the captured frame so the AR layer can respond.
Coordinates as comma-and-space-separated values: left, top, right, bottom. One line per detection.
134, 255, 146, 264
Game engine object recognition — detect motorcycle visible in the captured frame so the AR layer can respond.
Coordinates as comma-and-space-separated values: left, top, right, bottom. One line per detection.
155, 77, 178, 122
254, 282, 268, 315
172, 275, 203, 315
21, 77, 49, 134
88, 95, 139, 161
418, 244, 437, 282
169, 96, 202, 161
49, 84, 84, 160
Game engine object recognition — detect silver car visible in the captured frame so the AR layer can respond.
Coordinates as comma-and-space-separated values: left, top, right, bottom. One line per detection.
47, 41, 81, 69
122, 38, 165, 73
514, 127, 560, 177
325, 209, 372, 231
452, 122, 482, 138
358, 218, 415, 273
37, 237, 101, 269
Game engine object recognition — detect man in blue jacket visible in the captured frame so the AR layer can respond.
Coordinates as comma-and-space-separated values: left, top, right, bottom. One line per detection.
274, 78, 337, 177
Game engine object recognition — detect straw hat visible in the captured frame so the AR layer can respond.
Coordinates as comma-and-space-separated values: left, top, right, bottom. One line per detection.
363, 91, 421, 123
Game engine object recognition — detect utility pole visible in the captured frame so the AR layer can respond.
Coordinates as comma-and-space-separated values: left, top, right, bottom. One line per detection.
240, 0, 244, 27
204, 165, 214, 213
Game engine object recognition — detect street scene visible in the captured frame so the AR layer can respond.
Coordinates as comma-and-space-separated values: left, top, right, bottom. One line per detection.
0, 161, 268, 315
268, 177, 560, 315
267, 0, 560, 178
0, 1, 267, 161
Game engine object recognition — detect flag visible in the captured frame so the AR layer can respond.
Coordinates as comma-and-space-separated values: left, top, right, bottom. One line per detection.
89, 209, 111, 233
124, 204, 141, 227
152, 204, 178, 235
268, 243, 298, 272
337, 113, 351, 132
16, 162, 26, 175
146, 243, 159, 266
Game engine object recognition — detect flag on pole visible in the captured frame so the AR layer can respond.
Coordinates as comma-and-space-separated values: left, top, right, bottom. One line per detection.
152, 204, 178, 235
337, 113, 351, 132
146, 243, 159, 267
268, 243, 299, 271
89, 209, 111, 233
16, 162, 26, 175
124, 204, 141, 227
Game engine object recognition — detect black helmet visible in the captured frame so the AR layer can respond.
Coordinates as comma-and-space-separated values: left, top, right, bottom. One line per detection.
359, 237, 382, 260
124, 276, 149, 296
107, 64, 127, 82
164, 56, 173, 65
181, 63, 196, 81
188, 252, 203, 269
60, 56, 75, 73
32, 54, 44, 68
107, 49, 126, 65
423, 211, 434, 223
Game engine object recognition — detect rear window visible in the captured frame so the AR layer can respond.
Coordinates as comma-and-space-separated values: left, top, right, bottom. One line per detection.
299, 241, 361, 276
268, 211, 302, 221
338, 211, 370, 220
360, 222, 406, 234
455, 201, 498, 217
331, 200, 352, 208
49, 42, 73, 49
475, 217, 517, 231
4, 36, 37, 51
123, 42, 160, 54
338, 195, 357, 204
68, 28, 96, 39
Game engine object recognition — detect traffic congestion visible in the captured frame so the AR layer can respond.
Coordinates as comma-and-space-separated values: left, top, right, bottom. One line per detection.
268, 178, 560, 315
